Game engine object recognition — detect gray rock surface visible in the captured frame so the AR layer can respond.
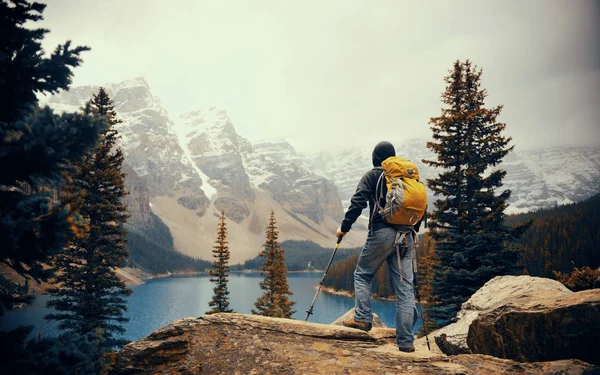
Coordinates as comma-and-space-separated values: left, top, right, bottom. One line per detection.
110, 313, 596, 375
467, 288, 600, 364
434, 275, 572, 355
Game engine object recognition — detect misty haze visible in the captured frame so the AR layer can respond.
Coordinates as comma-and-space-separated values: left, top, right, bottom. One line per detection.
1, 1, 599, 374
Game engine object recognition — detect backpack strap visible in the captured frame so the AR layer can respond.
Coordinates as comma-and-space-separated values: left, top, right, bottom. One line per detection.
370, 168, 385, 235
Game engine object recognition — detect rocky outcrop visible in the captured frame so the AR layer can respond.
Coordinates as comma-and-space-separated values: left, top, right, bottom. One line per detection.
213, 196, 250, 224
176, 108, 255, 202
122, 164, 153, 226
434, 275, 572, 355
110, 313, 596, 375
467, 288, 600, 364
177, 196, 208, 217
243, 141, 344, 223
330, 308, 387, 328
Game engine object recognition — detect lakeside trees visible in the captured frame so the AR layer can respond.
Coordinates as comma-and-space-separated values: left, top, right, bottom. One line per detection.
207, 211, 234, 314
46, 88, 132, 347
253, 211, 296, 318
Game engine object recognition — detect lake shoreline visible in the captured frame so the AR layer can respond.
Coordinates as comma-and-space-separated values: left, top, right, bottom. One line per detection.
2, 273, 406, 341
320, 286, 396, 302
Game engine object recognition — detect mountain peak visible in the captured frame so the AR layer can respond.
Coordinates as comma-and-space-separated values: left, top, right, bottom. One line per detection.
112, 76, 150, 90
176, 107, 238, 147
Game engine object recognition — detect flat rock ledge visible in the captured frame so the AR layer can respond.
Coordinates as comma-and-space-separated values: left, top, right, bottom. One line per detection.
110, 313, 596, 375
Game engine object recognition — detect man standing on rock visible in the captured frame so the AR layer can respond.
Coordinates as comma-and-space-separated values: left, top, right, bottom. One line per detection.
336, 141, 423, 353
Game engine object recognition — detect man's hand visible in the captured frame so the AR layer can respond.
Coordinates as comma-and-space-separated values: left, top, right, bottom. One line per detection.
336, 227, 347, 238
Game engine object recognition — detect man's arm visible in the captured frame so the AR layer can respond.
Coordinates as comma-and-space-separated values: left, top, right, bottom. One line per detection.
338, 172, 375, 235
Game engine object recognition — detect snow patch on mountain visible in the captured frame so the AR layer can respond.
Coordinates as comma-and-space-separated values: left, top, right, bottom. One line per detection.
43, 78, 364, 262
44, 77, 209, 205
308, 139, 600, 215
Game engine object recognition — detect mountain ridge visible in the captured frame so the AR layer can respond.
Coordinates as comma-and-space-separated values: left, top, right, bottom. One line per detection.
44, 77, 600, 265
44, 79, 365, 264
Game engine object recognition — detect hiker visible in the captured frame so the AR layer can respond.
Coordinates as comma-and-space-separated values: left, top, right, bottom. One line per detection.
336, 141, 425, 353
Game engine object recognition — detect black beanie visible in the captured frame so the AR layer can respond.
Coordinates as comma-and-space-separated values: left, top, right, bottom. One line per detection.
372, 141, 395, 167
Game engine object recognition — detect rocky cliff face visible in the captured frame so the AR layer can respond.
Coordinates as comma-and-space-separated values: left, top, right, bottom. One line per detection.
46, 79, 358, 264
109, 313, 596, 375
122, 163, 153, 226
48, 77, 207, 201
242, 141, 343, 223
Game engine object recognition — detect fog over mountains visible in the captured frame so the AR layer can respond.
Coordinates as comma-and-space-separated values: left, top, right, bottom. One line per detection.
45, 78, 600, 262
312, 142, 600, 215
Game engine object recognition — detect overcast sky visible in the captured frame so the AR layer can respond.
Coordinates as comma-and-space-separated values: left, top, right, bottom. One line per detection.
39, 0, 599, 153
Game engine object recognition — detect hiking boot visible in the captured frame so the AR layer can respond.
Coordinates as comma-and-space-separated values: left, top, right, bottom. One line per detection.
398, 345, 415, 353
341, 317, 372, 332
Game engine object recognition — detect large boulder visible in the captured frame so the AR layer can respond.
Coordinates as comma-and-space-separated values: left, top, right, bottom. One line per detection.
331, 308, 387, 328
434, 275, 572, 355
110, 313, 596, 375
468, 288, 600, 364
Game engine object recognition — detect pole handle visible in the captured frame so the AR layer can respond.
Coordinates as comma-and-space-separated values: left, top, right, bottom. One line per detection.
336, 235, 343, 244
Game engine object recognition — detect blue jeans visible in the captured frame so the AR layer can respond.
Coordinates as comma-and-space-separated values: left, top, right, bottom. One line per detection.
353, 226, 416, 348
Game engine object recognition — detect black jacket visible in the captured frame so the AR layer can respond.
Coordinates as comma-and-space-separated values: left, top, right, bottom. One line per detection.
340, 167, 423, 234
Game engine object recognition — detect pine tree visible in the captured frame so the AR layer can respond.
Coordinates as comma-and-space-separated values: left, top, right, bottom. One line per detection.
0, 0, 103, 313
252, 211, 296, 318
423, 59, 530, 325
417, 234, 440, 335
207, 210, 234, 314
46, 88, 132, 347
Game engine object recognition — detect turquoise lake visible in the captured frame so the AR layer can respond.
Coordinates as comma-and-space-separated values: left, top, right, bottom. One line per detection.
0, 272, 423, 342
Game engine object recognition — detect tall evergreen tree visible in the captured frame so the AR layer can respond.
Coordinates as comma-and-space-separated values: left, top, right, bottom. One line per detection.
0, 0, 103, 313
423, 59, 530, 324
207, 210, 234, 314
46, 88, 132, 347
252, 210, 295, 318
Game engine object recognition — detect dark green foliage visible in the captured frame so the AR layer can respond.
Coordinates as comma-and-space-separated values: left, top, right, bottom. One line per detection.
125, 212, 211, 273
46, 88, 131, 347
322, 254, 357, 292
422, 60, 530, 325
253, 211, 296, 318
508, 193, 600, 277
0, 0, 102, 313
207, 211, 234, 314
0, 326, 113, 375
237, 240, 361, 271
0, 1, 90, 124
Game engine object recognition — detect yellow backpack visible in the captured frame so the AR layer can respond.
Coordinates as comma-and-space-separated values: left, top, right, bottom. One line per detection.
375, 156, 427, 226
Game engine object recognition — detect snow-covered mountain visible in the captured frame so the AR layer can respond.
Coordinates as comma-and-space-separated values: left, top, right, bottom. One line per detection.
45, 77, 599, 263
308, 139, 600, 215
44, 78, 363, 263
46, 77, 207, 200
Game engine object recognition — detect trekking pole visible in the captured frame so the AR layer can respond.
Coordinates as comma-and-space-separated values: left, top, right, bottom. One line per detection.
305, 235, 343, 322
413, 255, 431, 351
